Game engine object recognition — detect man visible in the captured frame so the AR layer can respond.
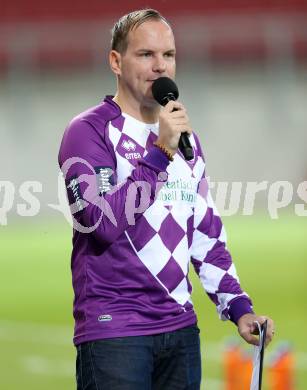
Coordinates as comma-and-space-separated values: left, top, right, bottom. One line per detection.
58, 9, 274, 390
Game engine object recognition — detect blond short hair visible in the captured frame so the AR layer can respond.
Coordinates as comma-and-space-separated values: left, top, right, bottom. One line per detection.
111, 9, 171, 53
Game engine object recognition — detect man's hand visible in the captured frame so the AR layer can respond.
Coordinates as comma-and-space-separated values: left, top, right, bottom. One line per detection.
237, 313, 274, 347
157, 101, 192, 155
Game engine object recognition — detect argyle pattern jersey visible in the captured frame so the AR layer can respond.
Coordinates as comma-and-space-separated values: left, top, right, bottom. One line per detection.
58, 96, 253, 346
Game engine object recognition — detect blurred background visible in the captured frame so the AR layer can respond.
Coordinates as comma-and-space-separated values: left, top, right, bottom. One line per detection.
1, 1, 306, 389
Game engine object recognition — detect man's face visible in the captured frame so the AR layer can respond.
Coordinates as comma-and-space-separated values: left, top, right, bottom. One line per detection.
117, 19, 176, 106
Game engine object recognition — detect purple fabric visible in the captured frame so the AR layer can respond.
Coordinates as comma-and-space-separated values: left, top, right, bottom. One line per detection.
58, 104, 169, 248
58, 96, 200, 345
58, 95, 253, 345
228, 298, 254, 324
190, 257, 202, 276
126, 215, 157, 252
145, 130, 158, 150
204, 240, 232, 271
186, 276, 193, 295
78, 234, 197, 343
144, 145, 170, 172
196, 207, 222, 239
218, 273, 243, 295
207, 292, 219, 306
196, 174, 209, 199
159, 214, 185, 253
157, 257, 185, 293
186, 213, 194, 249
111, 113, 125, 131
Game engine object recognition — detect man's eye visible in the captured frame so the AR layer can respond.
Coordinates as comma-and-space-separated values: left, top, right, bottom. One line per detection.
141, 52, 152, 57
165, 53, 175, 57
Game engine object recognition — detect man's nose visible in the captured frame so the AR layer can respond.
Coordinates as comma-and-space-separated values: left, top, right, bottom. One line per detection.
152, 55, 167, 73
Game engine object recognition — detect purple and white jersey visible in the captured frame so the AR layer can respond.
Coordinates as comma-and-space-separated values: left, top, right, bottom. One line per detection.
58, 96, 253, 346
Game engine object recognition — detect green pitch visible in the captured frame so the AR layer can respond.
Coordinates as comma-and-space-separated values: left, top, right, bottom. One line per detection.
1, 214, 306, 389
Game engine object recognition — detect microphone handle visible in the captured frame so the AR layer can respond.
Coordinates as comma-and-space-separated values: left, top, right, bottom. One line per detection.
179, 132, 194, 161
162, 96, 194, 161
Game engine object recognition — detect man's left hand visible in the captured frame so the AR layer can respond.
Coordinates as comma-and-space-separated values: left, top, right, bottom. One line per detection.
237, 313, 274, 347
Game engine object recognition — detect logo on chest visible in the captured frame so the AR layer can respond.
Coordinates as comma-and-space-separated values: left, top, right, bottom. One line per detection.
116, 134, 144, 161
122, 139, 136, 151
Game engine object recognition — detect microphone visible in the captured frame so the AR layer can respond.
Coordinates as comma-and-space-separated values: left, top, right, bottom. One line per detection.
152, 77, 194, 161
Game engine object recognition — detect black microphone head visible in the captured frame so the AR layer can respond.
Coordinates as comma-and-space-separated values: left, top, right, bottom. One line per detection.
152, 77, 179, 106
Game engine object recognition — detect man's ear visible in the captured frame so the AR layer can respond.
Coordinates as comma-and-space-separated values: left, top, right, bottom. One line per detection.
109, 50, 122, 76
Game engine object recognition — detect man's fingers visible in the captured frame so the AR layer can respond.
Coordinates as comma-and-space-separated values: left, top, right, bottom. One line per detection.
175, 125, 192, 135
164, 100, 185, 113
170, 110, 187, 119
265, 333, 273, 347
157, 100, 193, 151
172, 118, 189, 125
257, 316, 275, 340
237, 313, 275, 347
257, 316, 268, 325
253, 316, 275, 346
266, 318, 274, 334
240, 329, 259, 346
264, 317, 275, 345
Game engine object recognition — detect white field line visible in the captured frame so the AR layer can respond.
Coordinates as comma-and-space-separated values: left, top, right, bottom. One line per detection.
201, 378, 223, 390
0, 319, 73, 345
22, 355, 74, 377
1, 319, 307, 371
21, 353, 223, 389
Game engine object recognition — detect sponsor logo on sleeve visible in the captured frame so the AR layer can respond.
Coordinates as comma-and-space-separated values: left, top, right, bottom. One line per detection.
95, 166, 114, 195
67, 176, 85, 212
